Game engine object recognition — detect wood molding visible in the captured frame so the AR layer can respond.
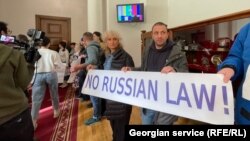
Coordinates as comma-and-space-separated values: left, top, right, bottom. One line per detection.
170, 9, 250, 32
35, 15, 71, 30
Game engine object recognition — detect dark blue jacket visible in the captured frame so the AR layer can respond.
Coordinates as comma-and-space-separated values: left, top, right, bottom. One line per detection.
218, 23, 250, 124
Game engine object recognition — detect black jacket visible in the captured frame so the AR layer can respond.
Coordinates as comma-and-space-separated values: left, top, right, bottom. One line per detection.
104, 47, 134, 119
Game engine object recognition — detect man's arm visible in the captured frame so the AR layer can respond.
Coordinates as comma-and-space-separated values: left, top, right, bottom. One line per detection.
72, 63, 88, 71
85, 46, 98, 65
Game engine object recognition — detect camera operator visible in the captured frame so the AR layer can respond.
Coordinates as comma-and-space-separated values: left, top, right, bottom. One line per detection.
0, 21, 35, 140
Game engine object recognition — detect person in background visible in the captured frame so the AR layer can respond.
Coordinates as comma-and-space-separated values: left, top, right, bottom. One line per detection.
69, 43, 82, 71
122, 22, 188, 125
58, 41, 69, 64
68, 43, 82, 86
70, 32, 102, 125
93, 31, 105, 50
217, 22, 250, 125
74, 39, 90, 101
62, 39, 71, 53
0, 21, 34, 141
59, 41, 70, 88
69, 42, 76, 58
31, 37, 63, 129
88, 30, 134, 141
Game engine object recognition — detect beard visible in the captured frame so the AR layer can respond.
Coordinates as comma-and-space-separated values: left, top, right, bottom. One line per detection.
155, 41, 166, 48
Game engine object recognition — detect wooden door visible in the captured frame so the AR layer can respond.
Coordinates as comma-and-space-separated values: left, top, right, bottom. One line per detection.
36, 15, 71, 51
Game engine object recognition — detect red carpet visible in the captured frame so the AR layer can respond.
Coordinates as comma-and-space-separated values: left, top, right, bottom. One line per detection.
34, 86, 78, 141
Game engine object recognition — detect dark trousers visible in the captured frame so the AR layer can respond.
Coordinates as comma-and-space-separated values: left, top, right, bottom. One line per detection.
0, 108, 34, 141
78, 70, 89, 100
90, 96, 102, 119
109, 107, 132, 141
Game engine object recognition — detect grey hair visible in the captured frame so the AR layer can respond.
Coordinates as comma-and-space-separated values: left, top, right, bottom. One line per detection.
103, 30, 123, 54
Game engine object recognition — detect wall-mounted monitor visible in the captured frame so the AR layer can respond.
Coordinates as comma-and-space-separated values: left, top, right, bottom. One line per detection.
117, 3, 144, 23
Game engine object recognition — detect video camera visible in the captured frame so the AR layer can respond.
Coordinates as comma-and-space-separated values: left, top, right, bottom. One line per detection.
24, 29, 45, 64
27, 29, 45, 42
0, 29, 45, 64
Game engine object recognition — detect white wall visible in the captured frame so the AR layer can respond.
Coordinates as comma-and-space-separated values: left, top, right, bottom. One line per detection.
0, 0, 87, 43
88, 0, 105, 33
106, 0, 168, 66
168, 0, 250, 28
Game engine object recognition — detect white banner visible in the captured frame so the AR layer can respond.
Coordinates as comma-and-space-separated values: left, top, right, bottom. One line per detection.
82, 70, 234, 124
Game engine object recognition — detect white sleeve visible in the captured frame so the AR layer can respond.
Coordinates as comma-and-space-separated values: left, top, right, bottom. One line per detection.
54, 52, 64, 68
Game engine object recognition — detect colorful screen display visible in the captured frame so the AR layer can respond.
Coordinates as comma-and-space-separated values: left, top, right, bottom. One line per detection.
117, 3, 144, 23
